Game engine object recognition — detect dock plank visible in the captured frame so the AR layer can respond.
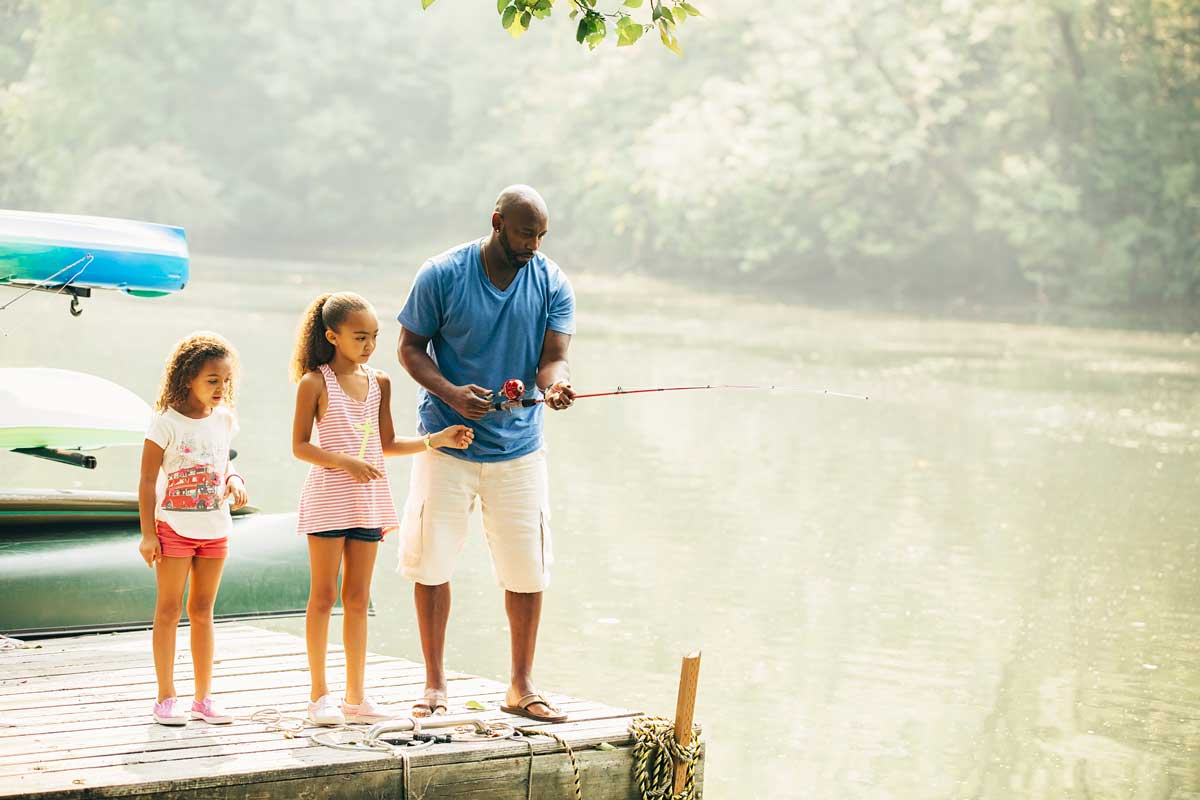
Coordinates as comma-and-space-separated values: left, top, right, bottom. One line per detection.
0, 623, 695, 799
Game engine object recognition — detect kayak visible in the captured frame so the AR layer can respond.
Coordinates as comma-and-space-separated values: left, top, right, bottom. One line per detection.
0, 512, 309, 638
0, 489, 258, 527
0, 209, 188, 298
0, 368, 151, 451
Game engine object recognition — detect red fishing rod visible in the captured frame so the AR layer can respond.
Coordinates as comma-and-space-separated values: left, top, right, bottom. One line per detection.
489, 379, 868, 410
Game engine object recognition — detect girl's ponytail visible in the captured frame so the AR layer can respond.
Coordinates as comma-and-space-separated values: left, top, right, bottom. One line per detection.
290, 292, 373, 382
290, 293, 334, 382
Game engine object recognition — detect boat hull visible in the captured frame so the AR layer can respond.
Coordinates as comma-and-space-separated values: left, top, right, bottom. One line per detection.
0, 209, 188, 295
0, 369, 152, 451
0, 512, 308, 638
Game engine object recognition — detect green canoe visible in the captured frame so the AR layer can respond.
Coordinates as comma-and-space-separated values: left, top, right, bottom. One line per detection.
0, 511, 309, 638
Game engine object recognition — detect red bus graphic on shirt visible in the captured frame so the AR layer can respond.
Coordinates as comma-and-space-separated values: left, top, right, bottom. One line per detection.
162, 464, 221, 511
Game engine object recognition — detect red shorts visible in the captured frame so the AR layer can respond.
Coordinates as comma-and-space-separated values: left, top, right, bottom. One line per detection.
156, 520, 228, 559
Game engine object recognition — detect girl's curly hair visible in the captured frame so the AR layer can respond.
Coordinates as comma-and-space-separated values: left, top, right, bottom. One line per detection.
290, 292, 374, 382
154, 332, 239, 412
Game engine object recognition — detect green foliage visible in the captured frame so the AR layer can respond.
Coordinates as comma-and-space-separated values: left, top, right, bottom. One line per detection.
438, 0, 698, 54
1, 0, 1195, 316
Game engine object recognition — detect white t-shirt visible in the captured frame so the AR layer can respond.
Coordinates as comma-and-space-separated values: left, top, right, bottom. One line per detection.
145, 406, 239, 540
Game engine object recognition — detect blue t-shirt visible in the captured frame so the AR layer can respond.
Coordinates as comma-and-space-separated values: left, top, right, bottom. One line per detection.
397, 239, 575, 463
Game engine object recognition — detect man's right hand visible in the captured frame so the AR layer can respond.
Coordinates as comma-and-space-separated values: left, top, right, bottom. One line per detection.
448, 384, 494, 421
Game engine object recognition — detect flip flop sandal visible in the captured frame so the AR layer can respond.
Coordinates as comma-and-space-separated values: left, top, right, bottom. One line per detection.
412, 689, 448, 717
500, 692, 568, 723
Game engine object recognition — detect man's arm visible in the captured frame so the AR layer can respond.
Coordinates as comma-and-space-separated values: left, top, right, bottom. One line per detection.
537, 330, 575, 410
397, 328, 493, 421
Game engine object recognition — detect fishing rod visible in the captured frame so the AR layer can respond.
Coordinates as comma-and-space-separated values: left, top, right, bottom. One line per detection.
488, 379, 868, 411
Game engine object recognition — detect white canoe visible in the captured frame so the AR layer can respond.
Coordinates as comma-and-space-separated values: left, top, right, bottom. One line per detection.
0, 368, 150, 451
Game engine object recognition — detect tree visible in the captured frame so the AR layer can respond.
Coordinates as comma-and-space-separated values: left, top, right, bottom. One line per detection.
421, 0, 702, 54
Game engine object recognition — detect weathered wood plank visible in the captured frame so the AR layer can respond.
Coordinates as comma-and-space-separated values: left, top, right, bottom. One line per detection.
0, 709, 640, 779
0, 653, 403, 701
0, 675, 511, 741
0, 682, 639, 750
2, 724, 654, 798
6, 744, 677, 800
0, 636, 318, 680
0, 707, 636, 771
0, 660, 428, 711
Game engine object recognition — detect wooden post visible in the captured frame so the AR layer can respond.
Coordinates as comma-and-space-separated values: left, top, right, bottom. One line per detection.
672, 650, 701, 796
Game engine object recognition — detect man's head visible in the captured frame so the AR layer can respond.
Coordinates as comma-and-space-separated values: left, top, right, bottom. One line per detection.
491, 185, 549, 269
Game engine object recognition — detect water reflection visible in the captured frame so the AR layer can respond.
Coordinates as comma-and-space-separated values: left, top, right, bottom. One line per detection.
2, 261, 1197, 798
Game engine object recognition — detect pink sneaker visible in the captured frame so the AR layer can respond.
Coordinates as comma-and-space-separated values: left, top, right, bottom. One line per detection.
190, 697, 233, 724
340, 696, 393, 724
152, 697, 187, 726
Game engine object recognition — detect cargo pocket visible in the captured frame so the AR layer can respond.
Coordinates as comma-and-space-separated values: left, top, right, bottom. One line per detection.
399, 499, 425, 572
538, 506, 554, 575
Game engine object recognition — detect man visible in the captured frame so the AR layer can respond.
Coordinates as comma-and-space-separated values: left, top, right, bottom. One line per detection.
396, 185, 576, 722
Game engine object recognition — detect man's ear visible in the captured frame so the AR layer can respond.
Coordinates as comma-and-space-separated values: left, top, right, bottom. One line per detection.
492, 211, 503, 232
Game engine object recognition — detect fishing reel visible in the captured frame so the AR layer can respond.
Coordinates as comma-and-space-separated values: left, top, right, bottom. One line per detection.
489, 378, 538, 412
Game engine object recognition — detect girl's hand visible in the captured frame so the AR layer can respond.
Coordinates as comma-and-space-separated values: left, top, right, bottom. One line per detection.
433, 425, 475, 450
340, 456, 383, 483
139, 535, 161, 568
224, 476, 249, 510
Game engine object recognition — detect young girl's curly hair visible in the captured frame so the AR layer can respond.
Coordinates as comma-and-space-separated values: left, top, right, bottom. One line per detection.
154, 332, 238, 412
290, 292, 374, 382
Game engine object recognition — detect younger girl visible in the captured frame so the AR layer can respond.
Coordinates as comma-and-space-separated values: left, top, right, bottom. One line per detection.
138, 332, 248, 726
291, 292, 472, 726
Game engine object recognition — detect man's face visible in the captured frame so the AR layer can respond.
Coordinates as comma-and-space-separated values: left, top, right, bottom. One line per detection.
495, 205, 548, 268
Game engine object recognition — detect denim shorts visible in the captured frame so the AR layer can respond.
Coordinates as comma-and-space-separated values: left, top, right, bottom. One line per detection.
307, 527, 384, 543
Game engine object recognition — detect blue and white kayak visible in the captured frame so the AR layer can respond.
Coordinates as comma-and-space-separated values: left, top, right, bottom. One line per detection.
0, 209, 188, 298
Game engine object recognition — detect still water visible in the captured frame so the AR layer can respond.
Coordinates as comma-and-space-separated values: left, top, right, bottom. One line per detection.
2, 255, 1198, 798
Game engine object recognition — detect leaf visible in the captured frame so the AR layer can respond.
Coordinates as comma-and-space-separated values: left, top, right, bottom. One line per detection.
465, 700, 487, 711
660, 27, 682, 55
520, 10, 532, 27
502, 5, 517, 28
624, 0, 644, 5
617, 16, 644, 46
497, 0, 508, 12
576, 16, 589, 42
596, 742, 617, 751
680, 1, 700, 15
585, 15, 607, 48
659, 7, 675, 24
422, 0, 437, 8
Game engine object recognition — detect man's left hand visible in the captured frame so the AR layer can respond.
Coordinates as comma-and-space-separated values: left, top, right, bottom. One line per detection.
544, 380, 575, 411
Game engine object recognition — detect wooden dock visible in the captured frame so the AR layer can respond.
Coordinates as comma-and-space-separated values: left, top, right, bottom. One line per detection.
0, 623, 702, 799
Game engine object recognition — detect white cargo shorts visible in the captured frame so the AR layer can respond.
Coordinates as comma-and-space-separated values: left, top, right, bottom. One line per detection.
398, 446, 552, 593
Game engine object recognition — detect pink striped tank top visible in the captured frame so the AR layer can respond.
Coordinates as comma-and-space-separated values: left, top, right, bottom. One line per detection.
297, 364, 399, 535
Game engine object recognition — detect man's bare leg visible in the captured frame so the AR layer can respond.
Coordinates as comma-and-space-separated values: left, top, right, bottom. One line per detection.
413, 581, 450, 716
505, 590, 557, 717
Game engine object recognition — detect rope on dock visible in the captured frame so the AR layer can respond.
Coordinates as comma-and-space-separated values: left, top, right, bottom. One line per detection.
515, 726, 584, 800
629, 716, 703, 800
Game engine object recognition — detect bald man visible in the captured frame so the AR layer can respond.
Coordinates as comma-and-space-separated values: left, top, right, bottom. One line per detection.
396, 186, 576, 723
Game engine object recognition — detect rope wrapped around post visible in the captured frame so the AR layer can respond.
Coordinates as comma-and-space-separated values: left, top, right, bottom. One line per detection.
629, 716, 703, 800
